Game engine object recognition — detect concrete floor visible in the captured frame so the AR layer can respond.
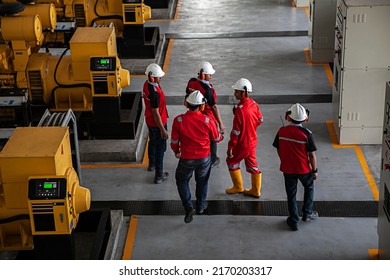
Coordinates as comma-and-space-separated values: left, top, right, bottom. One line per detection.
0, 0, 383, 261
82, 0, 381, 260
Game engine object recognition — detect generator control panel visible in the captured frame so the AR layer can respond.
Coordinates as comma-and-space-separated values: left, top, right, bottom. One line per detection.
28, 178, 66, 200
90, 57, 116, 71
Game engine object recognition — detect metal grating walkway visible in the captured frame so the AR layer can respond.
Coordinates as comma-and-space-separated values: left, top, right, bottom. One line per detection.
91, 200, 378, 217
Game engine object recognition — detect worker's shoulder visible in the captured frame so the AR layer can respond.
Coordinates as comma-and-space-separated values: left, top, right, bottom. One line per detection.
187, 77, 198, 83
296, 125, 314, 135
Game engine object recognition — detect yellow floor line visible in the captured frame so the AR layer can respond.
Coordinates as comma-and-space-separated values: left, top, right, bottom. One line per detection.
173, 0, 182, 21
326, 120, 379, 201
122, 215, 138, 260
131, 74, 147, 78
163, 38, 174, 74
368, 249, 379, 260
323, 63, 333, 88
303, 48, 333, 87
304, 7, 309, 18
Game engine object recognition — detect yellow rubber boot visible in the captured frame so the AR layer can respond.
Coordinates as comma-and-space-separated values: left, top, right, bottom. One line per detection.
226, 170, 244, 194
243, 172, 262, 198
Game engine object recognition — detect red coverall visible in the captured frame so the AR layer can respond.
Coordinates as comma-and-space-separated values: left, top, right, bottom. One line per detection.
226, 97, 263, 173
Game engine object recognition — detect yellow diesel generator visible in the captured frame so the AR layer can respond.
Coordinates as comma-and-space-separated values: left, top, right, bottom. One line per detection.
0, 126, 90, 258
0, 2, 136, 139
2, 0, 160, 59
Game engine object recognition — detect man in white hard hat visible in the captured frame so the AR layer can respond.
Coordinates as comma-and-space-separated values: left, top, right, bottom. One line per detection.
170, 90, 224, 223
142, 63, 169, 184
273, 103, 318, 231
225, 78, 264, 198
185, 61, 225, 168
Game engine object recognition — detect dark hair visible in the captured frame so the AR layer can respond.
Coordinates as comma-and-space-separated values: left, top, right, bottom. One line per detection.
291, 119, 303, 124
188, 104, 200, 111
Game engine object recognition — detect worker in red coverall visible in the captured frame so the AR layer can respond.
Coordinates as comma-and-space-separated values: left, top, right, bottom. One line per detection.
185, 61, 225, 168
171, 90, 224, 223
225, 78, 264, 198
143, 63, 169, 184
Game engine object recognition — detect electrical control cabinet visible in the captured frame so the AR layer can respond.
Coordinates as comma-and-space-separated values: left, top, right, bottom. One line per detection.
294, 0, 309, 7
378, 82, 390, 260
332, 0, 390, 144
308, 0, 337, 62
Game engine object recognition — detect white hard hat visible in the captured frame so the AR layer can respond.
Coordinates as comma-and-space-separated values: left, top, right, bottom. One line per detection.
145, 63, 165, 77
196, 61, 215, 75
288, 103, 308, 122
186, 90, 205, 105
231, 78, 252, 92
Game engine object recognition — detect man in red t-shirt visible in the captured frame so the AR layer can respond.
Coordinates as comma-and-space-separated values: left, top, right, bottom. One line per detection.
225, 78, 263, 198
143, 63, 169, 184
185, 61, 225, 168
171, 91, 224, 223
273, 103, 318, 231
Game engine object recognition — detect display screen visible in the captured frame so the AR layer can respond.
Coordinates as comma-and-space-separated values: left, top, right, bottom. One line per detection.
28, 179, 64, 199
44, 182, 55, 189
90, 57, 116, 71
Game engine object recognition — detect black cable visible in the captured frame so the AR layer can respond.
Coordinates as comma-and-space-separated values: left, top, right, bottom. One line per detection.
91, 0, 123, 26
50, 48, 91, 106
0, 214, 30, 224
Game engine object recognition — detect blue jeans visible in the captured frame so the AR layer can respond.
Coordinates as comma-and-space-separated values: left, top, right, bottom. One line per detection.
148, 125, 167, 172
283, 172, 315, 225
175, 156, 211, 212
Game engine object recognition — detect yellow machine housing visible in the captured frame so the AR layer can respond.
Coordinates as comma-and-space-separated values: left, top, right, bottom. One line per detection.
122, 2, 152, 24
25, 26, 130, 111
0, 127, 90, 251
20, 3, 57, 31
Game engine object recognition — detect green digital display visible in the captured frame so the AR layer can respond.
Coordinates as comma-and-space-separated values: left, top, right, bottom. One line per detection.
44, 182, 53, 189
100, 59, 108, 65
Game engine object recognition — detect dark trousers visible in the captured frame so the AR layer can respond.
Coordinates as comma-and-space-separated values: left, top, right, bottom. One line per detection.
210, 140, 217, 162
283, 172, 315, 225
148, 124, 167, 172
175, 156, 211, 212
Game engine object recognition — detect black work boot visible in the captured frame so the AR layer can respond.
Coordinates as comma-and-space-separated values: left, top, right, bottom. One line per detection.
154, 171, 169, 184
147, 163, 155, 172
184, 208, 196, 223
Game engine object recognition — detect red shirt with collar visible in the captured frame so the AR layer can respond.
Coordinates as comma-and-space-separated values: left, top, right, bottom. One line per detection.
186, 78, 217, 122
142, 80, 168, 127
170, 110, 223, 160
272, 124, 317, 174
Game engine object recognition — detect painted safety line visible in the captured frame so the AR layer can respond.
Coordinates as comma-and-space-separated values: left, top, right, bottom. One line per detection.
326, 120, 379, 201
173, 0, 182, 21
368, 249, 379, 260
122, 215, 138, 260
303, 48, 333, 87
163, 38, 174, 74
